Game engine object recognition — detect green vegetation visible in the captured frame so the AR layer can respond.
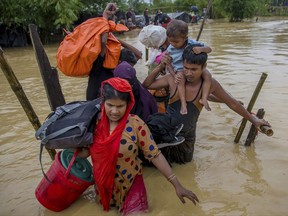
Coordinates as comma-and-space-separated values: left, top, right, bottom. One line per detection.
0, 0, 287, 44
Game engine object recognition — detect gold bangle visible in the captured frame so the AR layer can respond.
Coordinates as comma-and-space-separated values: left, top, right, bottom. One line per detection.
167, 173, 175, 180
168, 175, 176, 182
167, 173, 176, 181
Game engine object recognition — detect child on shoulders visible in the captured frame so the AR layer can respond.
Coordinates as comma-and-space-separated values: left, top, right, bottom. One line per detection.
165, 19, 212, 114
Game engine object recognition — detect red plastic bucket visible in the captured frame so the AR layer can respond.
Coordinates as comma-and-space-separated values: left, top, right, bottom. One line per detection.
35, 150, 94, 212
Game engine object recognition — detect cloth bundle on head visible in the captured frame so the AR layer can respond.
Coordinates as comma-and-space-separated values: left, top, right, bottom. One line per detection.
114, 61, 157, 122
138, 25, 167, 65
90, 77, 135, 211
138, 25, 167, 49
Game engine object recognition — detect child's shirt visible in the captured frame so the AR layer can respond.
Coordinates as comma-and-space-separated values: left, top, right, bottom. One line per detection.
167, 38, 205, 72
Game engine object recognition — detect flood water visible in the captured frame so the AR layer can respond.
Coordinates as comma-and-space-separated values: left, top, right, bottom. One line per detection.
1, 17, 288, 216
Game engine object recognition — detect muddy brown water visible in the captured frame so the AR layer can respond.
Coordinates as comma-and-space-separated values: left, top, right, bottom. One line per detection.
1, 17, 288, 216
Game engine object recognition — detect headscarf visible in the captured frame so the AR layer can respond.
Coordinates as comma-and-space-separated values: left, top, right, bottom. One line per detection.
90, 77, 135, 211
138, 25, 167, 65
113, 61, 157, 122
138, 25, 167, 49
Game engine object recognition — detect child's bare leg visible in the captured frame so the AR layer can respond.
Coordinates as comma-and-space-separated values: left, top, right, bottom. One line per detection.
166, 64, 175, 76
176, 72, 187, 115
200, 68, 212, 111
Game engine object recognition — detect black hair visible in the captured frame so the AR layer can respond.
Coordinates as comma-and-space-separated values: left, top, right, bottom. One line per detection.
102, 83, 130, 104
166, 19, 188, 38
182, 44, 208, 67
119, 48, 137, 65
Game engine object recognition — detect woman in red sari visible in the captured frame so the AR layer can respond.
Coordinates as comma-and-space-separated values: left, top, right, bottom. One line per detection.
79, 77, 199, 215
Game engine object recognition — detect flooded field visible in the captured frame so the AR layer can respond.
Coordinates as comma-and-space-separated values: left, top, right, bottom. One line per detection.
0, 17, 288, 216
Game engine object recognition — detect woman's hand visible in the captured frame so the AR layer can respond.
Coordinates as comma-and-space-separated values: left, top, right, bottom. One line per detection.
151, 153, 199, 206
175, 184, 199, 205
76, 147, 90, 158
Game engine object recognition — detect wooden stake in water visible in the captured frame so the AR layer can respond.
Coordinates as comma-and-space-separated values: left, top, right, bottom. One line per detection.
245, 108, 263, 146
0, 47, 56, 160
245, 108, 273, 146
234, 73, 268, 143
145, 47, 149, 62
29, 24, 65, 111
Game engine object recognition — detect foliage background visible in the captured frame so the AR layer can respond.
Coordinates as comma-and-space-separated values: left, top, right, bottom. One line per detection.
0, 0, 287, 44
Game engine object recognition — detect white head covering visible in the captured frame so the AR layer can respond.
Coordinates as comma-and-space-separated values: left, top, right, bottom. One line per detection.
138, 25, 167, 49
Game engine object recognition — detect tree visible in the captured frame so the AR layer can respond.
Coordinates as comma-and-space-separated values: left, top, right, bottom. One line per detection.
217, 0, 258, 21
126, 0, 149, 14
0, 0, 131, 44
0, 0, 84, 43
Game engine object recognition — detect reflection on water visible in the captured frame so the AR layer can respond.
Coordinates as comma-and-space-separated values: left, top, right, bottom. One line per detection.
1, 17, 288, 216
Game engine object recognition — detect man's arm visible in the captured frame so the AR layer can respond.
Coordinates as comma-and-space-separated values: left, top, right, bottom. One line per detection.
118, 39, 142, 60
102, 3, 117, 19
142, 63, 170, 90
100, 32, 108, 57
100, 3, 117, 57
210, 78, 270, 130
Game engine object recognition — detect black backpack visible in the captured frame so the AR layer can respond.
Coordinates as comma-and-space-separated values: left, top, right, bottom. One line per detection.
35, 98, 101, 179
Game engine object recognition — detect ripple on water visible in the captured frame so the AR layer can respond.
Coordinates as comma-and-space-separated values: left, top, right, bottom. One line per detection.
1, 18, 288, 216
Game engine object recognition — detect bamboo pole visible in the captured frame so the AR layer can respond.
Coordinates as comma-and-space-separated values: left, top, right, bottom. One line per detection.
244, 108, 273, 146
0, 47, 56, 159
196, 0, 213, 41
245, 108, 265, 146
260, 125, 273, 137
145, 47, 149, 62
234, 73, 268, 143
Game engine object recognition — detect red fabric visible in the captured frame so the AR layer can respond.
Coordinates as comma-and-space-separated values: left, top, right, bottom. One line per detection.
120, 175, 149, 216
90, 77, 135, 211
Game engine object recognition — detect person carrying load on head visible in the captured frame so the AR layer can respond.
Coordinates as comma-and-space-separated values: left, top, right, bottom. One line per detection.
56, 3, 141, 100
138, 25, 171, 112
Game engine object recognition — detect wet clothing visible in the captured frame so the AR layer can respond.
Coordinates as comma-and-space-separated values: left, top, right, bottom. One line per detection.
92, 115, 160, 209
148, 79, 203, 164
91, 77, 135, 211
113, 61, 158, 122
120, 174, 148, 216
146, 108, 182, 144
86, 55, 113, 100
90, 77, 160, 212
166, 38, 205, 72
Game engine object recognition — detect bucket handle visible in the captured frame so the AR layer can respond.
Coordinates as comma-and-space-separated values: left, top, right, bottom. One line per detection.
64, 149, 78, 178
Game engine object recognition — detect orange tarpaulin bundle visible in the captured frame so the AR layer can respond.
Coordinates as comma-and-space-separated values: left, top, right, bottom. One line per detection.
56, 17, 129, 77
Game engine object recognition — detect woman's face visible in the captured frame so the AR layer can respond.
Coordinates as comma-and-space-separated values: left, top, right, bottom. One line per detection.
104, 98, 127, 123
